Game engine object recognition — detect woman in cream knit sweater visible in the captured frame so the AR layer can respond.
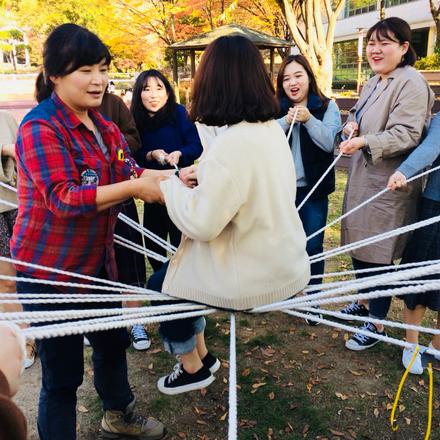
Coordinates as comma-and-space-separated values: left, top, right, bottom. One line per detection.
149, 35, 310, 395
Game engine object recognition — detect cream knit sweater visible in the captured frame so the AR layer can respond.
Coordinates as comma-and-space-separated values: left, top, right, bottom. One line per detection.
160, 120, 310, 310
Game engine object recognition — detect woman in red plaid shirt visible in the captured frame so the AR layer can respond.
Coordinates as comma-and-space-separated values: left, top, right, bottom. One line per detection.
11, 24, 168, 440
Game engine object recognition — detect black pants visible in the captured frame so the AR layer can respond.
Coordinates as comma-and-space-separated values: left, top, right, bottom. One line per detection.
352, 257, 394, 320
143, 202, 181, 272
114, 198, 146, 287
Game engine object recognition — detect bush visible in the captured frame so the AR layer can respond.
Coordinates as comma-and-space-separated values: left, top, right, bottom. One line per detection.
415, 53, 440, 70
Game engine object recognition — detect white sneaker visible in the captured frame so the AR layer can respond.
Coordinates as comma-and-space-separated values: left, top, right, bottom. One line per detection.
23, 340, 36, 369
428, 342, 440, 361
402, 347, 423, 375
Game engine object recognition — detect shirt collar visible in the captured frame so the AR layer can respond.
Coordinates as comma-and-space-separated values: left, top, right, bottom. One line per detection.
51, 91, 113, 133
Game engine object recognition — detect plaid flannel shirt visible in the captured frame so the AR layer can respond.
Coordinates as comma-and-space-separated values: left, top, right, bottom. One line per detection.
11, 93, 143, 283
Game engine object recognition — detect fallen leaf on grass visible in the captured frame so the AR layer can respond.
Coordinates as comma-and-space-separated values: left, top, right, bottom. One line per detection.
77, 405, 88, 413
252, 382, 267, 389
302, 424, 309, 434
268, 391, 275, 400
200, 388, 207, 397
335, 392, 348, 400
220, 412, 228, 421
177, 432, 187, 439
241, 368, 251, 377
196, 420, 207, 425
349, 370, 363, 376
405, 417, 411, 425
329, 428, 345, 436
331, 332, 339, 339
386, 403, 393, 410
147, 363, 154, 370
373, 408, 379, 418
399, 404, 406, 412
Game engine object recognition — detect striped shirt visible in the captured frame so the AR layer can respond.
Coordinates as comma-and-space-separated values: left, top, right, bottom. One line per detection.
11, 92, 143, 283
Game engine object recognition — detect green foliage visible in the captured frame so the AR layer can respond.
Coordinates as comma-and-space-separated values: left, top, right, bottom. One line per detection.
415, 52, 440, 70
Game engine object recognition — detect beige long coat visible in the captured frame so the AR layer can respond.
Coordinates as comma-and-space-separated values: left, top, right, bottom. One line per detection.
341, 66, 434, 264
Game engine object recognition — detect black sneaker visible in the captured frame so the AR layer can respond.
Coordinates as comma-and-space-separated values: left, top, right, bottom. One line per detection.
345, 322, 386, 351
304, 307, 323, 326
131, 325, 151, 351
340, 302, 369, 320
157, 363, 215, 395
202, 352, 221, 373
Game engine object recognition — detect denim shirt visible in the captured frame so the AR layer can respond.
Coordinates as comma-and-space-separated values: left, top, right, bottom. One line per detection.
277, 99, 341, 186
397, 113, 440, 202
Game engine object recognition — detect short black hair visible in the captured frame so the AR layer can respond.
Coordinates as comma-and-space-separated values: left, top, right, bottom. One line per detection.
130, 69, 177, 132
189, 35, 279, 126
36, 23, 111, 102
366, 17, 416, 67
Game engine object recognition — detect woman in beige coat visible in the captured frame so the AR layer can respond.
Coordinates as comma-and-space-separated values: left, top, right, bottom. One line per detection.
338, 17, 434, 351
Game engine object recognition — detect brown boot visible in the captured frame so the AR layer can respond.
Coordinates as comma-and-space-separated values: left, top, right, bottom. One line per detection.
101, 398, 165, 439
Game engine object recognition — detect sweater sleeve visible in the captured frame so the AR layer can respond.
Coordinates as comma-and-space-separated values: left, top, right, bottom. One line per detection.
160, 157, 244, 242
176, 105, 203, 167
0, 371, 27, 440
365, 77, 432, 165
303, 100, 341, 153
398, 113, 440, 178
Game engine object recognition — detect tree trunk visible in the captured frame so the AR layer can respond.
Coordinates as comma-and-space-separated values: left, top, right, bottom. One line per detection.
317, 51, 333, 96
429, 0, 440, 49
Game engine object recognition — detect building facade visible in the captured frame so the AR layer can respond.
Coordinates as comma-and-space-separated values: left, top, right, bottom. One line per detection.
333, 0, 435, 88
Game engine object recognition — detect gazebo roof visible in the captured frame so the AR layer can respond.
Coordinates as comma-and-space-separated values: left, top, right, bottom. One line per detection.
169, 23, 293, 50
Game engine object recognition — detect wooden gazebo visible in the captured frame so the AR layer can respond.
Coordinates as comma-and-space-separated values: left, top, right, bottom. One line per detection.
168, 23, 294, 85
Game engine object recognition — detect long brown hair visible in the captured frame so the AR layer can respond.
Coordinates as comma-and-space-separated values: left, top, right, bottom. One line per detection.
276, 54, 328, 109
190, 35, 279, 126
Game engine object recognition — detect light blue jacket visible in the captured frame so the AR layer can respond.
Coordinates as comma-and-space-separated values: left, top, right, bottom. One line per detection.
398, 113, 440, 202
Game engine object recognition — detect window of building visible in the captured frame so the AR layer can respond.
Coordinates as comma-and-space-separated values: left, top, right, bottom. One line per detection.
344, 0, 418, 17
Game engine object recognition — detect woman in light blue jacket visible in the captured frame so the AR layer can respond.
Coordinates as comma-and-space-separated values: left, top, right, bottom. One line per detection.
388, 113, 440, 374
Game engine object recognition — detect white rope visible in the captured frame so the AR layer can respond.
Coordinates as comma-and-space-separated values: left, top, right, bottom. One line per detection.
310, 258, 440, 280
228, 313, 237, 440
297, 305, 440, 337
0, 293, 174, 304
284, 309, 440, 358
0, 303, 206, 323
0, 273, 171, 297
291, 281, 440, 310
118, 213, 177, 254
0, 256, 151, 293
114, 234, 168, 263
297, 151, 343, 211
253, 262, 440, 313
285, 108, 298, 142
22, 309, 215, 339
0, 182, 17, 192
307, 161, 440, 242
297, 127, 354, 212
310, 213, 440, 263
0, 199, 18, 208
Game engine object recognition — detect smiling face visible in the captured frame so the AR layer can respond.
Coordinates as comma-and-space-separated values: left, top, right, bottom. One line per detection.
282, 61, 310, 105
50, 59, 109, 112
141, 76, 169, 115
366, 30, 409, 78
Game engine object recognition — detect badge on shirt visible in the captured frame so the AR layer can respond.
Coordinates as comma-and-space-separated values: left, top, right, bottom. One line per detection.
117, 148, 125, 161
81, 169, 99, 185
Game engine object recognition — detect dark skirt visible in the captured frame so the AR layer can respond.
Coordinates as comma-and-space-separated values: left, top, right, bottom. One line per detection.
400, 197, 440, 311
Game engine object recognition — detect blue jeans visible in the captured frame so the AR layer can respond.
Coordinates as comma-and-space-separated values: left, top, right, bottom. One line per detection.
295, 187, 329, 286
17, 274, 134, 440
351, 257, 393, 320
148, 262, 206, 355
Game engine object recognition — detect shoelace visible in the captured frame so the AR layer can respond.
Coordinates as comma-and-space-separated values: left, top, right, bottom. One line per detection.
354, 323, 377, 343
125, 412, 150, 430
168, 363, 184, 383
132, 325, 148, 340
343, 302, 362, 313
